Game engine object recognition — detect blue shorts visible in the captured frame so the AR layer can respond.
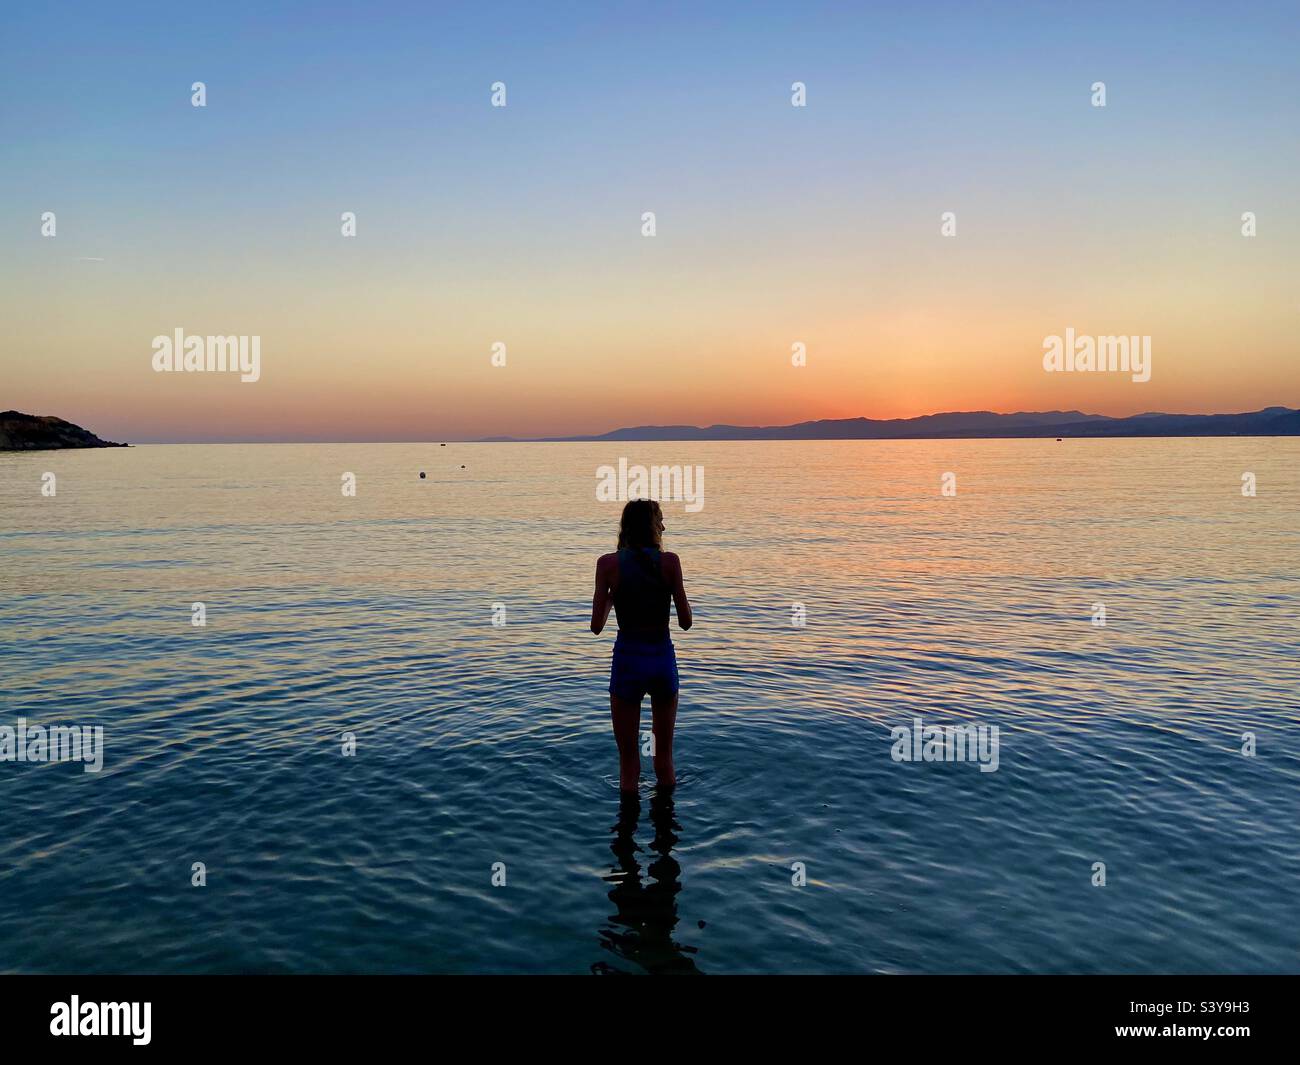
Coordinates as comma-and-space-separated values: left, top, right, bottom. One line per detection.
609, 634, 679, 703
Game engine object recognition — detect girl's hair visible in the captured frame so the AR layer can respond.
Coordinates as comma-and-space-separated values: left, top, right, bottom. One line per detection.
617, 498, 663, 550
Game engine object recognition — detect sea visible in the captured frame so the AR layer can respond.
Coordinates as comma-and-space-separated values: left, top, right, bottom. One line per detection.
1, 438, 1297, 973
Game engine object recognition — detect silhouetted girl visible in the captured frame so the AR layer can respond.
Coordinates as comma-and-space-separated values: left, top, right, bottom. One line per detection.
591, 499, 692, 793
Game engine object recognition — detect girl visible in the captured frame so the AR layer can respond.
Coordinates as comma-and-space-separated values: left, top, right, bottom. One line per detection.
590, 499, 693, 793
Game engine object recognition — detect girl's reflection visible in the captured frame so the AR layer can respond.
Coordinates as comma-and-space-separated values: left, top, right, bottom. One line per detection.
593, 791, 702, 974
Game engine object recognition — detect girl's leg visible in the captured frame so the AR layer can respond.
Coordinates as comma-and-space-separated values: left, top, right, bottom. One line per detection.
649, 691, 677, 787
610, 695, 642, 793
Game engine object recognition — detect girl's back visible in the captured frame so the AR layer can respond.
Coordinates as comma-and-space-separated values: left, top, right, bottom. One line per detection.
612, 546, 671, 638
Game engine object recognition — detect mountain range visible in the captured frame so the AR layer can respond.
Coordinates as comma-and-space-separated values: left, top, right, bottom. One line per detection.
510, 407, 1300, 442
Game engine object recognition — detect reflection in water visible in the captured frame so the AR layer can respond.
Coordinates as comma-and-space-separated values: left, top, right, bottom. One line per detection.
593, 791, 702, 975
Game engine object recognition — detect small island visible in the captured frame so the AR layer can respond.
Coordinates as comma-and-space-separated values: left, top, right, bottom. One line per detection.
0, 411, 128, 450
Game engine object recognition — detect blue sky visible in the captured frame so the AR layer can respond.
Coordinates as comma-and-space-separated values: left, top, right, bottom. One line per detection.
3, 2, 1297, 440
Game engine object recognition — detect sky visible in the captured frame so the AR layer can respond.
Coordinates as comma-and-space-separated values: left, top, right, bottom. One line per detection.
2, 1, 1298, 443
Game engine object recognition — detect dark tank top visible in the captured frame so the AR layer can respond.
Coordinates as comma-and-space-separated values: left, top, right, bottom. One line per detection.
613, 547, 671, 636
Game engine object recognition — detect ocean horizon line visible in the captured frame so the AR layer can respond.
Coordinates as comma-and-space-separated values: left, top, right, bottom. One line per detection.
76, 431, 1300, 447
7, 404, 1299, 450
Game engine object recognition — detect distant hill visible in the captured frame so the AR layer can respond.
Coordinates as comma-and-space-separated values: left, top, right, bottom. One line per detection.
519, 407, 1299, 442
0, 411, 127, 450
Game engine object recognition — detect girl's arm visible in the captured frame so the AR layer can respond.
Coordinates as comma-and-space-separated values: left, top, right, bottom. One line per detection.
591, 555, 614, 634
666, 552, 692, 630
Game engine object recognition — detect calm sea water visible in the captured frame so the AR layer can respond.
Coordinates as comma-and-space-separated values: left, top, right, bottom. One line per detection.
1, 439, 1297, 974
